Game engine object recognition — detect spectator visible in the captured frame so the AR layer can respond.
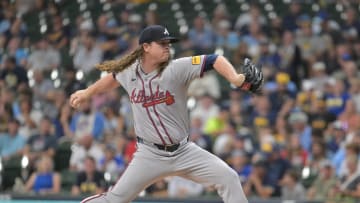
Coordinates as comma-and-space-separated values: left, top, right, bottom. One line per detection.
308, 98, 336, 132
24, 155, 61, 194
338, 99, 360, 133
307, 140, 328, 175
187, 72, 221, 100
264, 143, 291, 197
99, 145, 125, 182
282, 0, 302, 32
232, 129, 255, 155
212, 120, 236, 159
27, 38, 60, 71
277, 30, 303, 87
190, 94, 219, 131
248, 94, 277, 128
46, 15, 70, 50
285, 134, 308, 170
0, 7, 14, 34
288, 111, 312, 153
330, 154, 360, 203
204, 105, 231, 137
242, 21, 266, 57
307, 160, 337, 201
243, 160, 275, 198
234, 3, 267, 33
337, 143, 360, 179
253, 39, 281, 77
58, 102, 73, 139
61, 65, 86, 97
295, 14, 327, 65
211, 3, 229, 31
69, 134, 104, 171
0, 87, 14, 132
71, 156, 106, 196
144, 10, 159, 26
215, 20, 240, 51
5, 36, 28, 67
23, 116, 57, 168
102, 103, 125, 138
349, 78, 360, 113
231, 42, 251, 68
67, 98, 105, 141
73, 32, 103, 75
279, 169, 306, 200
188, 15, 216, 54
307, 61, 329, 92
189, 126, 212, 152
325, 78, 350, 117
0, 118, 25, 160
0, 56, 28, 90
229, 150, 252, 184
31, 68, 56, 111
16, 96, 43, 139
268, 72, 296, 113
341, 7, 360, 42
329, 120, 352, 177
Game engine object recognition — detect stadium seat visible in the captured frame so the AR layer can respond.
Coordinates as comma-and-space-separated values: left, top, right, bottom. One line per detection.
1, 156, 22, 191
60, 169, 77, 193
54, 141, 72, 172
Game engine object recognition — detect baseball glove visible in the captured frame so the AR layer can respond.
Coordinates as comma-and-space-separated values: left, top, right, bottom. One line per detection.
239, 58, 264, 93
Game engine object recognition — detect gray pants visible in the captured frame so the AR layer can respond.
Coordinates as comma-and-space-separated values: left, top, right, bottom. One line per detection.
81, 142, 248, 203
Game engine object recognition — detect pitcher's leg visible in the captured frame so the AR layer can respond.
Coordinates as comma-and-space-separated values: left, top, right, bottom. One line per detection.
81, 144, 171, 203
177, 143, 248, 203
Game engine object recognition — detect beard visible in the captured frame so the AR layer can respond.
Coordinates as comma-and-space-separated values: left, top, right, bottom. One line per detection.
158, 55, 171, 73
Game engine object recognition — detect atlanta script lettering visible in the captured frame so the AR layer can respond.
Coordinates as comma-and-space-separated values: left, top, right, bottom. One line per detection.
130, 86, 175, 107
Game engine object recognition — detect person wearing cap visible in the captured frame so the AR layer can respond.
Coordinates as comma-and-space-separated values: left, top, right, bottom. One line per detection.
307, 160, 337, 201
243, 159, 275, 198
288, 111, 312, 153
70, 25, 263, 203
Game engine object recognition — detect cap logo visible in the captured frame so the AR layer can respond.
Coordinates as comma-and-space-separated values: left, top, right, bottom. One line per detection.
164, 28, 169, 36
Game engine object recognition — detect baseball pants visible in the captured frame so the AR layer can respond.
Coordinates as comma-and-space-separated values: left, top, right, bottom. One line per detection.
81, 142, 248, 203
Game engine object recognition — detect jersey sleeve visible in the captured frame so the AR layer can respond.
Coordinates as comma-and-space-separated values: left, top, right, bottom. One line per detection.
171, 55, 207, 85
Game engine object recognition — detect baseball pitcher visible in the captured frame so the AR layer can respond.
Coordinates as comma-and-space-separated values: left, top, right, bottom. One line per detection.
70, 25, 263, 203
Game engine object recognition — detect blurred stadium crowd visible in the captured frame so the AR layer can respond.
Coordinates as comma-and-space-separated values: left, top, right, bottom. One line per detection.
0, 0, 360, 202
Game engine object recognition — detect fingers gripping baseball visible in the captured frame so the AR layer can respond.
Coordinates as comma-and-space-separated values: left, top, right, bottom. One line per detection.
240, 58, 264, 93
70, 89, 88, 109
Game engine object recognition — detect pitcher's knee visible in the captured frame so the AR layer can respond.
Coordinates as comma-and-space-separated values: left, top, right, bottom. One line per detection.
222, 168, 241, 186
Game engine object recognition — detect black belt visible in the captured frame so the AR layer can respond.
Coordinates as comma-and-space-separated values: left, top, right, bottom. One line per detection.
137, 137, 184, 152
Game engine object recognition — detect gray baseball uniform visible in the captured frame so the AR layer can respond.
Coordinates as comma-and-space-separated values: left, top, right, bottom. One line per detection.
81, 55, 248, 203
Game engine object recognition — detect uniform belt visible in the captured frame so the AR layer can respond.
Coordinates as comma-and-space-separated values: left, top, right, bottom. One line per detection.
137, 136, 188, 152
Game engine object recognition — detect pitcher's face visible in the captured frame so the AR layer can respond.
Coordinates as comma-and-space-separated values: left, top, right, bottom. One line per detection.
144, 40, 171, 63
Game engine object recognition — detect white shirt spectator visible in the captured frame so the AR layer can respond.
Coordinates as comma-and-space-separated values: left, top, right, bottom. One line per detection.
27, 40, 60, 71
188, 72, 221, 99
73, 34, 103, 74
70, 142, 104, 171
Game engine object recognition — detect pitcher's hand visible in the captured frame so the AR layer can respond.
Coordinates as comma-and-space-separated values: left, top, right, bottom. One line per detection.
69, 89, 89, 109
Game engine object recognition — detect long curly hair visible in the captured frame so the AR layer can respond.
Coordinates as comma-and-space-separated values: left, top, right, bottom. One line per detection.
96, 46, 170, 73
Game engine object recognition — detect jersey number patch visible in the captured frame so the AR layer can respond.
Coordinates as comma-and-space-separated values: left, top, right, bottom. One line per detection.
192, 56, 201, 65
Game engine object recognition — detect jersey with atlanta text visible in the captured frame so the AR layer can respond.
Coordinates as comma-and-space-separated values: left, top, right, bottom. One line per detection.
114, 55, 207, 145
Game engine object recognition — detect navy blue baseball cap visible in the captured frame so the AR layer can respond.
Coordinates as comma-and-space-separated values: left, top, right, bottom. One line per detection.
139, 25, 179, 44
